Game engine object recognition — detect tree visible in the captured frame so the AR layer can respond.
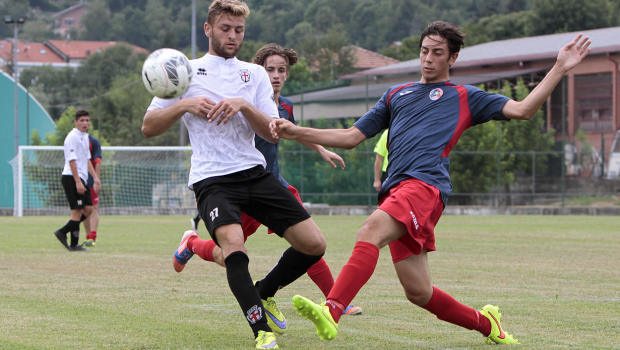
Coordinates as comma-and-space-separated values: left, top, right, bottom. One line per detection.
21, 18, 57, 42
79, 0, 114, 41
380, 35, 420, 61
237, 39, 266, 63
19, 66, 76, 119
282, 58, 315, 95
462, 11, 531, 46
278, 117, 378, 205
91, 72, 179, 146
75, 44, 147, 99
528, 0, 610, 36
450, 78, 555, 204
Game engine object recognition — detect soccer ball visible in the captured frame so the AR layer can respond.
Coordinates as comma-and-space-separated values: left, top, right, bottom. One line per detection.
141, 48, 192, 99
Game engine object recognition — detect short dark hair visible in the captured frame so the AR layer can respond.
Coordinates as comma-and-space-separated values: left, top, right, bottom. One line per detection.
207, 0, 250, 25
253, 43, 298, 68
75, 109, 90, 120
419, 21, 464, 56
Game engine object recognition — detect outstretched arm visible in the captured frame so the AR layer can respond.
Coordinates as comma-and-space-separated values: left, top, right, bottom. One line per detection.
503, 33, 591, 120
298, 141, 345, 169
373, 154, 384, 192
270, 119, 367, 149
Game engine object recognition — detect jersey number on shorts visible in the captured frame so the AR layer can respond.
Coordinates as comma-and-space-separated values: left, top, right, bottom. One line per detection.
210, 207, 219, 222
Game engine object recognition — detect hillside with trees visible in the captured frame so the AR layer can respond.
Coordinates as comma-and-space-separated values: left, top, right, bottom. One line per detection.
4, 0, 620, 148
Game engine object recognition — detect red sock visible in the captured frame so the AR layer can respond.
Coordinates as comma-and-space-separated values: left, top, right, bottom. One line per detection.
306, 258, 334, 298
422, 286, 491, 336
87, 231, 97, 241
326, 241, 379, 323
189, 237, 216, 262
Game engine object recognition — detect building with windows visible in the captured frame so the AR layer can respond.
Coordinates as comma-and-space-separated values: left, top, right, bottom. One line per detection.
52, 1, 87, 38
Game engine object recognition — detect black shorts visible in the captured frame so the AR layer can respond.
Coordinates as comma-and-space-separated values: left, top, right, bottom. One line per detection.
61, 175, 92, 210
192, 166, 310, 244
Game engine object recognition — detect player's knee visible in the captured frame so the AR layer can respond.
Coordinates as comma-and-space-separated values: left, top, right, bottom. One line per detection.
356, 224, 384, 247
404, 285, 433, 306
312, 235, 327, 255
301, 233, 326, 256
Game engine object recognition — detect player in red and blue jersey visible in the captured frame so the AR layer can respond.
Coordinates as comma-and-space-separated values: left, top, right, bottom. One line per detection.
83, 133, 102, 246
271, 21, 591, 345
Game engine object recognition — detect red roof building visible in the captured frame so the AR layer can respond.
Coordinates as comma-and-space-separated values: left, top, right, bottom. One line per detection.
348, 45, 399, 70
0, 39, 147, 75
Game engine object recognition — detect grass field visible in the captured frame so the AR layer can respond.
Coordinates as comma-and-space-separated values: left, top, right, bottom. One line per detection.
1, 215, 619, 349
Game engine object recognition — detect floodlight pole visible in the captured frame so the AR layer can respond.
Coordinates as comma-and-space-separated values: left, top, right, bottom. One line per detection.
179, 0, 197, 146
4, 16, 25, 158
191, 0, 196, 60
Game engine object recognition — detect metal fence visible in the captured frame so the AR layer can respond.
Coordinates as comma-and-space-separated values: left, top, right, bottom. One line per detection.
279, 148, 617, 207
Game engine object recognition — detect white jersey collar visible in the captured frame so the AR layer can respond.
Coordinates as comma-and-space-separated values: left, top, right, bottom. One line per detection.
203, 53, 238, 65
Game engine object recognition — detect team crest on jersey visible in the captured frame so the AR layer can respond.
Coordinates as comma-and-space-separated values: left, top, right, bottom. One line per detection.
239, 69, 251, 83
429, 88, 443, 101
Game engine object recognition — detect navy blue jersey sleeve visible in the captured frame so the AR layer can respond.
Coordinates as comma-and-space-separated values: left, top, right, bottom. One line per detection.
353, 90, 391, 138
279, 96, 296, 125
466, 85, 510, 125
89, 135, 102, 160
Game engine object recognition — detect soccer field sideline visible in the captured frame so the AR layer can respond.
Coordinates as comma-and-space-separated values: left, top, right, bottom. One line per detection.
1, 215, 619, 349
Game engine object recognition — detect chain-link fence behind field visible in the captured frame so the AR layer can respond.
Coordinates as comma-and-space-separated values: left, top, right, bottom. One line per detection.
279, 148, 616, 208
13, 146, 618, 216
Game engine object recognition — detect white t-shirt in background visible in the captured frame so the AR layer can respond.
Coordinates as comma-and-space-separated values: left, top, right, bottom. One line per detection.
62, 128, 91, 182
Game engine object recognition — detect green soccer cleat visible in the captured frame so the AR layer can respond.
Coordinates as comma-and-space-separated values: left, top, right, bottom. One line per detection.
262, 297, 287, 334
480, 304, 520, 344
255, 330, 279, 349
291, 295, 338, 340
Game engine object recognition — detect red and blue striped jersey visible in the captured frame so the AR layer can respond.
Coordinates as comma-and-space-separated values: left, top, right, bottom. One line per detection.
354, 81, 509, 205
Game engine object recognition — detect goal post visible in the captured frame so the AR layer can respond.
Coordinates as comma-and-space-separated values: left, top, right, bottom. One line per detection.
13, 145, 195, 217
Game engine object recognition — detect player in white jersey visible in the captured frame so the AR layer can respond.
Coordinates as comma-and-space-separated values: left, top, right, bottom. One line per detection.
142, 1, 326, 349
54, 109, 101, 251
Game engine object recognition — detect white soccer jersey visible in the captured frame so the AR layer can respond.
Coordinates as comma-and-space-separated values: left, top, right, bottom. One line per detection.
62, 128, 91, 182
147, 54, 279, 188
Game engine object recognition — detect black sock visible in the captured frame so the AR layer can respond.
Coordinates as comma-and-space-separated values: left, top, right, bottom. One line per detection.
257, 247, 324, 299
70, 230, 80, 247
225, 251, 270, 337
79, 214, 87, 222
59, 220, 80, 234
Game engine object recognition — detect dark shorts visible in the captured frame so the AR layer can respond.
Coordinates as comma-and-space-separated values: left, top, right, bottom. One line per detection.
61, 175, 92, 210
192, 166, 310, 244
379, 178, 444, 263
241, 184, 303, 238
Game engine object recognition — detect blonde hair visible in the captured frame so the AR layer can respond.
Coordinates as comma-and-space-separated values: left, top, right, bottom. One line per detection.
207, 0, 250, 24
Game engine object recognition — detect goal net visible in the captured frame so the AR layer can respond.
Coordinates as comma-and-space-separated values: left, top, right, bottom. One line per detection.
14, 146, 195, 216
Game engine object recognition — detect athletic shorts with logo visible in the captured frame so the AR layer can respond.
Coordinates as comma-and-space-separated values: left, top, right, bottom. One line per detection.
379, 178, 444, 263
193, 165, 310, 244
61, 175, 93, 210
